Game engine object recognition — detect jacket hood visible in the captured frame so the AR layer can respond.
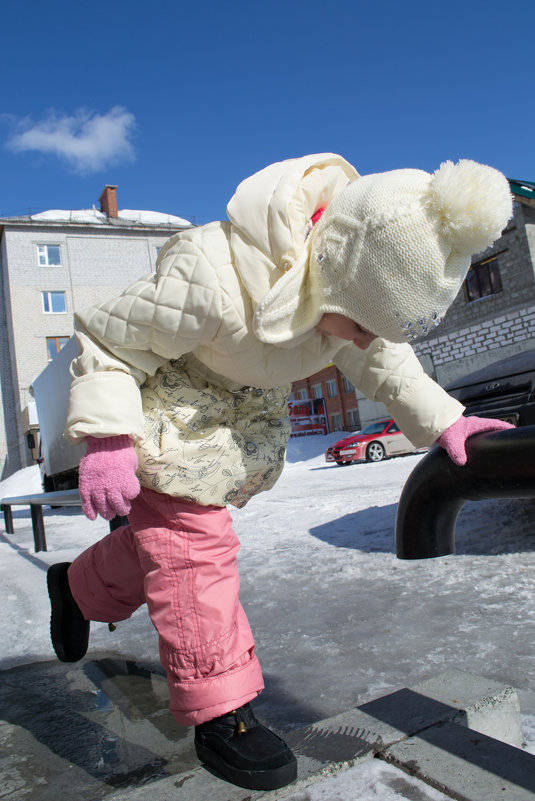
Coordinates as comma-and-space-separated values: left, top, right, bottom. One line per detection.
226, 154, 358, 325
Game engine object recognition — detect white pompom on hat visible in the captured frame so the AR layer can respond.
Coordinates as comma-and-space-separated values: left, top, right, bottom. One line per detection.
254, 159, 513, 344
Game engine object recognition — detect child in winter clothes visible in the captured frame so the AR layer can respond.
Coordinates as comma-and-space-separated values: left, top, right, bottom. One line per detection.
47, 153, 513, 791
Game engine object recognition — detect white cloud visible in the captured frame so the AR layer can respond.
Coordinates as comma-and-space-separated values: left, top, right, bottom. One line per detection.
5, 106, 136, 173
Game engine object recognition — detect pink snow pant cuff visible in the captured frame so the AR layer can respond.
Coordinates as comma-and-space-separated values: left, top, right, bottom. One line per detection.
68, 488, 264, 726
170, 656, 264, 726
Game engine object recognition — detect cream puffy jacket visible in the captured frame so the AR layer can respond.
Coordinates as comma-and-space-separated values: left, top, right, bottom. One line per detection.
65, 153, 464, 507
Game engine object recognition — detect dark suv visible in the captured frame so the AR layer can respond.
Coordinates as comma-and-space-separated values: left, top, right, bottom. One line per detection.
445, 349, 535, 426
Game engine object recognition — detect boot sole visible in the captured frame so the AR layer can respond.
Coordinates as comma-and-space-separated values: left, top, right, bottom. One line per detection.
195, 740, 297, 791
47, 563, 89, 663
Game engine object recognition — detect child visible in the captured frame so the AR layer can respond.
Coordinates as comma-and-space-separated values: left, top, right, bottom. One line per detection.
47, 153, 513, 791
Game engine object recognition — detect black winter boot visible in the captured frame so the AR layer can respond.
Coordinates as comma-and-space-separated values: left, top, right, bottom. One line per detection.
47, 562, 90, 662
194, 703, 297, 790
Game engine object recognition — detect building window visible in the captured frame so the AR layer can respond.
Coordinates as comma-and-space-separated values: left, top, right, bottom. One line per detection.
37, 245, 61, 266
331, 412, 342, 431
42, 291, 66, 313
343, 376, 355, 393
348, 408, 361, 429
297, 388, 308, 400
465, 256, 503, 302
326, 379, 338, 398
311, 383, 322, 399
46, 336, 69, 361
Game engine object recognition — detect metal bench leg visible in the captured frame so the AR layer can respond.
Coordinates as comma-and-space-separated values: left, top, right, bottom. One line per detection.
109, 514, 129, 532
1, 504, 14, 535
30, 505, 47, 552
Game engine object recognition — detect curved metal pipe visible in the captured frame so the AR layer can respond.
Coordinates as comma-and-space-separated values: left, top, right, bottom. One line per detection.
395, 425, 535, 559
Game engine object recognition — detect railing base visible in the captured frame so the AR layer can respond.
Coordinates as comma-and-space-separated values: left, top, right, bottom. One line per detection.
396, 425, 535, 559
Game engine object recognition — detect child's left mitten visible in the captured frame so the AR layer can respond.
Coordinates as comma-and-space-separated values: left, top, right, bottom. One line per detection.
79, 435, 140, 521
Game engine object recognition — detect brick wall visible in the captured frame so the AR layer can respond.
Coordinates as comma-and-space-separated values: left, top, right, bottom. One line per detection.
414, 304, 535, 386
5, 226, 171, 410
0, 236, 22, 478
412, 202, 535, 385
291, 363, 360, 433
0, 222, 181, 477
429, 204, 535, 338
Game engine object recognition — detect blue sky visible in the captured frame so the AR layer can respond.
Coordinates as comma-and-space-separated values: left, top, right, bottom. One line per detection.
1, 0, 533, 224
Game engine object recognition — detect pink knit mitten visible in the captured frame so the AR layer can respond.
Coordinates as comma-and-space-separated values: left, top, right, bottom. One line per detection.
79, 435, 140, 520
437, 415, 514, 466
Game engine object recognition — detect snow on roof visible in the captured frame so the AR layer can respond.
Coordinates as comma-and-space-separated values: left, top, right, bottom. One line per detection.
29, 208, 191, 226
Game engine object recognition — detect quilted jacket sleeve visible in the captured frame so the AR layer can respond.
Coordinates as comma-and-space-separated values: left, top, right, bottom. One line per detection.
65, 238, 223, 443
333, 338, 464, 447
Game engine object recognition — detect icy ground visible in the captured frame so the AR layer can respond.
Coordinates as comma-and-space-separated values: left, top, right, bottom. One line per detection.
1, 434, 535, 764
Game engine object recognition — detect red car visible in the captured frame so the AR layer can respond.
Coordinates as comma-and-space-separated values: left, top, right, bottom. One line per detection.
325, 419, 423, 466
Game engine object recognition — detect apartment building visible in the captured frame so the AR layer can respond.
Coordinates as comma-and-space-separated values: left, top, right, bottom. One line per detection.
291, 180, 535, 434
414, 180, 535, 385
0, 186, 190, 479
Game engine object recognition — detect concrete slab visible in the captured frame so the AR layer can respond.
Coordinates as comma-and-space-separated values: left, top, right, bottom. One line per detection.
412, 668, 524, 747
382, 720, 535, 801
0, 655, 195, 801
0, 658, 530, 801
283, 667, 524, 765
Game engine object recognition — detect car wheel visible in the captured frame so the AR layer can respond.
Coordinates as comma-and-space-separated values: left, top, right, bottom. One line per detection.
366, 441, 385, 462
335, 459, 352, 466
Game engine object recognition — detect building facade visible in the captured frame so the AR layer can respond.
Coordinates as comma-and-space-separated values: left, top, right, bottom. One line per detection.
290, 364, 361, 434
414, 184, 535, 386
0, 186, 190, 479
291, 182, 535, 434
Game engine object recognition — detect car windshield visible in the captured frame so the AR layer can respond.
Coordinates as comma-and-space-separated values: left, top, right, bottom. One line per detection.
358, 421, 388, 435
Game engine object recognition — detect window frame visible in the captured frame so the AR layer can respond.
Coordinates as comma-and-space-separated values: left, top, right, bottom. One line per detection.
42, 290, 67, 314
46, 336, 70, 361
331, 412, 342, 431
326, 379, 338, 398
37, 244, 62, 267
343, 376, 355, 393
347, 408, 361, 429
464, 255, 503, 303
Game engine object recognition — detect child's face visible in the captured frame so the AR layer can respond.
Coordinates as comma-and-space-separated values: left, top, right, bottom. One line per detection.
316, 313, 377, 350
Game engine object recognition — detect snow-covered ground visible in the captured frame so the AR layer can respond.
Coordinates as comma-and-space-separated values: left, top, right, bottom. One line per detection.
1, 433, 535, 798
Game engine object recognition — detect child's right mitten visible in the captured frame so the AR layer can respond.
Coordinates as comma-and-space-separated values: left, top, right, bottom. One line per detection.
78, 435, 140, 521
437, 415, 514, 466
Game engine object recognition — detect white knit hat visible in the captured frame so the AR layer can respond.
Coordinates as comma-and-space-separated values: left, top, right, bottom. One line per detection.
254, 159, 513, 344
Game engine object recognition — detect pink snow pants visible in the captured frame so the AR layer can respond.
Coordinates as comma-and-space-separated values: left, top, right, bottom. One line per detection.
67, 487, 264, 725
